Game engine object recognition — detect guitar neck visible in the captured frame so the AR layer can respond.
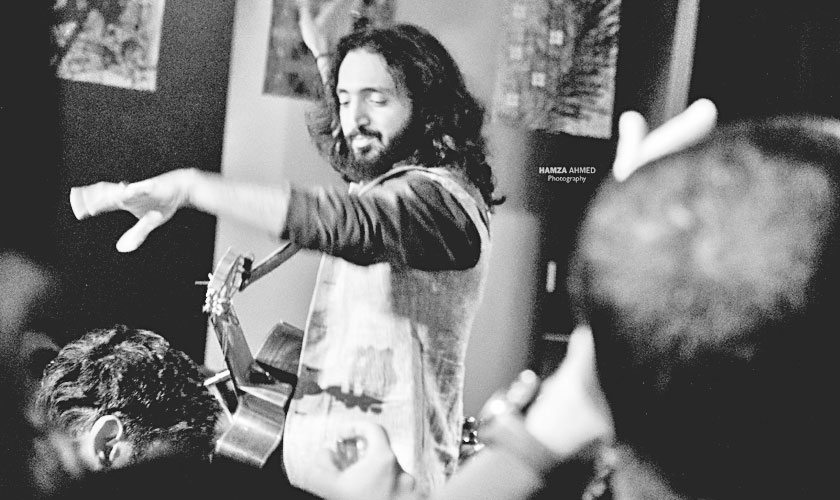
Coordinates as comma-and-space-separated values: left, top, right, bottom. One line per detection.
211, 307, 257, 384
240, 242, 301, 291
205, 246, 303, 468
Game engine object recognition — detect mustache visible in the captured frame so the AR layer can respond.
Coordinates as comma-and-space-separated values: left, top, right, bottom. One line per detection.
347, 126, 382, 142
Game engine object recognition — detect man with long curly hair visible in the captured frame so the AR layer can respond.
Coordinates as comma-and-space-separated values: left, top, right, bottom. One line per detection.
69, 20, 502, 497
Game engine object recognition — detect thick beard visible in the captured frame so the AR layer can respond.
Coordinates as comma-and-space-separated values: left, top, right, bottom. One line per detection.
338, 149, 395, 183
335, 124, 418, 183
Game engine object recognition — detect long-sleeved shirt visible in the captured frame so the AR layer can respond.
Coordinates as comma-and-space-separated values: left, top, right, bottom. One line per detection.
283, 168, 487, 270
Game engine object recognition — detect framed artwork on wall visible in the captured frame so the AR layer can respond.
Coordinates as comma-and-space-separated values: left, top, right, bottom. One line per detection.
52, 0, 167, 92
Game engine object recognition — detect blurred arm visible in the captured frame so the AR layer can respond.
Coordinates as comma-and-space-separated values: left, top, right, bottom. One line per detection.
70, 169, 291, 252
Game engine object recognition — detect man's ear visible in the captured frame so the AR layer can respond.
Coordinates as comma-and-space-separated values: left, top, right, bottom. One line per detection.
90, 415, 131, 469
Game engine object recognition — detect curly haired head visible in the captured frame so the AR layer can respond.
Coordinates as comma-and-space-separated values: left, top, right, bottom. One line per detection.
308, 23, 504, 209
36, 325, 220, 464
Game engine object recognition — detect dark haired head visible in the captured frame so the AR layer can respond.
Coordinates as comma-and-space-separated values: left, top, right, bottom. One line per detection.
36, 325, 220, 464
308, 23, 503, 209
570, 116, 840, 499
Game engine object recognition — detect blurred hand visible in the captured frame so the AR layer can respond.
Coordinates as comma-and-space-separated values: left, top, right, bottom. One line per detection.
524, 325, 614, 460
69, 169, 194, 252
309, 421, 417, 500
612, 98, 718, 181
296, 0, 359, 58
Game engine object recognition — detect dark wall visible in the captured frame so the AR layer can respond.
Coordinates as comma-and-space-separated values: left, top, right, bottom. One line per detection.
52, 1, 236, 360
529, 0, 682, 374
0, 7, 58, 494
691, 2, 840, 121
525, 132, 612, 376
1, 4, 60, 263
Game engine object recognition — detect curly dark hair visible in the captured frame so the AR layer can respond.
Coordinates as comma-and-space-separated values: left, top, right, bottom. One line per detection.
36, 325, 220, 464
308, 23, 504, 209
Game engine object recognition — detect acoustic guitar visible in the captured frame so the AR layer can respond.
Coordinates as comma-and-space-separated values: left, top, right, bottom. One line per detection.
203, 243, 486, 469
203, 243, 302, 467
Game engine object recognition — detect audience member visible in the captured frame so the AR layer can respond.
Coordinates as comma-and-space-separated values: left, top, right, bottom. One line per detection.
567, 110, 838, 499
35, 325, 222, 472
0, 252, 57, 498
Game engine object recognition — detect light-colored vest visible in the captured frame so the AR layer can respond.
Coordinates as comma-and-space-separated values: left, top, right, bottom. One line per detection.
282, 166, 491, 498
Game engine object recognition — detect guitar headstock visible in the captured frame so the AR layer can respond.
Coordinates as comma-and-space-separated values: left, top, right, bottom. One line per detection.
203, 247, 253, 318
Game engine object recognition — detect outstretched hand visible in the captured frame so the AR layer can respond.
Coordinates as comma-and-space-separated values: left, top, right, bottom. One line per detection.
612, 98, 718, 181
69, 169, 193, 253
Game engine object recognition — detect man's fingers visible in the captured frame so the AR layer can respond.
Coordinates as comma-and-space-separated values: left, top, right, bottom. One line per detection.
395, 471, 417, 499
297, 0, 314, 21
119, 179, 153, 203
334, 421, 390, 460
613, 99, 718, 182
562, 325, 597, 369
612, 111, 648, 181
69, 187, 88, 219
636, 98, 717, 170
69, 182, 127, 220
319, 0, 360, 20
539, 326, 598, 398
334, 421, 389, 443
115, 211, 164, 253
524, 324, 614, 458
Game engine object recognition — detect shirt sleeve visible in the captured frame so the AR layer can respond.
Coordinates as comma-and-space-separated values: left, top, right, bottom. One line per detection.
282, 172, 485, 270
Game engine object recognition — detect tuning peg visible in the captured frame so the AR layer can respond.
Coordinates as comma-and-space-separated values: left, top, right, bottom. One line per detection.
196, 272, 214, 286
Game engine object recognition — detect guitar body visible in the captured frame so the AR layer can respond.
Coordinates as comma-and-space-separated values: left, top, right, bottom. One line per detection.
215, 392, 288, 466
256, 321, 303, 384
204, 247, 303, 468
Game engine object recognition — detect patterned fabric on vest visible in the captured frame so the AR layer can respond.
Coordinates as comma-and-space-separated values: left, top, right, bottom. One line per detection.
283, 166, 491, 498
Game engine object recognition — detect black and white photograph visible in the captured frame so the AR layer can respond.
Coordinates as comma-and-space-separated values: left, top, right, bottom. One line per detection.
3, 1, 839, 499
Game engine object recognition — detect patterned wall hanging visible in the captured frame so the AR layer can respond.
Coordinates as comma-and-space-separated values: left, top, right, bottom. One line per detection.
492, 0, 621, 138
52, 0, 166, 92
263, 0, 394, 100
